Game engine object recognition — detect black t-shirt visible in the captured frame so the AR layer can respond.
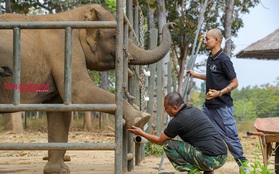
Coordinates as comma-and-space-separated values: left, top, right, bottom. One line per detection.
164, 105, 227, 156
205, 49, 237, 108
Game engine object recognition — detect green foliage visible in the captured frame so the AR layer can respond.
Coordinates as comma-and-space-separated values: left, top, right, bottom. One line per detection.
164, 0, 260, 56
239, 153, 274, 174
1, 0, 112, 14
105, 0, 116, 13
190, 82, 279, 122
88, 70, 116, 94
144, 142, 164, 157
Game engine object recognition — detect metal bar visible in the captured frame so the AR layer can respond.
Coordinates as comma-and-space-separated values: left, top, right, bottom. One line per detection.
123, 14, 140, 45
64, 26, 73, 105
115, 0, 124, 173
0, 104, 116, 112
12, 27, 21, 105
0, 21, 116, 29
182, 0, 208, 99
122, 12, 129, 172
0, 143, 116, 150
126, 1, 135, 171
146, 28, 157, 134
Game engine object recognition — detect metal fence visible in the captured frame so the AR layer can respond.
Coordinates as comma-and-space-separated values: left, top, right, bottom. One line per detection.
0, 0, 148, 173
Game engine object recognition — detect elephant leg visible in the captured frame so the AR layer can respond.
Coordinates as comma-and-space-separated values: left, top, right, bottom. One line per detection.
43, 111, 71, 174
122, 100, 151, 129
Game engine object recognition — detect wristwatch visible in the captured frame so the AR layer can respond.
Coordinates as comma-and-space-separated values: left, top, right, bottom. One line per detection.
218, 90, 223, 97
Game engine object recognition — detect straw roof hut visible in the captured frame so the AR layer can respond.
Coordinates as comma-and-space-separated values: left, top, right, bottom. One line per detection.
236, 28, 279, 60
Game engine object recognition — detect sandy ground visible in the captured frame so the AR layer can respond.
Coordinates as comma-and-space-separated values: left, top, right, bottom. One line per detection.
0, 131, 276, 174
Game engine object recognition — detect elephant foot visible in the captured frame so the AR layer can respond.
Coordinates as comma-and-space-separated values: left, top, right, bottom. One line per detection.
127, 112, 150, 129
43, 161, 70, 174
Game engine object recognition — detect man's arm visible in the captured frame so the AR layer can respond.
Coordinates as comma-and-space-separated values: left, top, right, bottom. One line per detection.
187, 70, 206, 80
206, 77, 239, 99
128, 126, 171, 146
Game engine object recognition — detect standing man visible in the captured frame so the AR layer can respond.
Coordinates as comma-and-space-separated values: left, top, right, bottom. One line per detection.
187, 28, 249, 172
128, 92, 227, 174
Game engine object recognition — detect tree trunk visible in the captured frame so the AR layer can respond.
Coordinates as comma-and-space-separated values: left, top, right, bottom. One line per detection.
4, 112, 24, 134
224, 0, 235, 57
156, 0, 169, 133
157, 0, 169, 97
5, 0, 11, 13
99, 71, 109, 129
83, 111, 92, 131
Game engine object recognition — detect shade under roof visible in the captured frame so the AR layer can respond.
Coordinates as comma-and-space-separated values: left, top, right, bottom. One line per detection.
235, 28, 279, 60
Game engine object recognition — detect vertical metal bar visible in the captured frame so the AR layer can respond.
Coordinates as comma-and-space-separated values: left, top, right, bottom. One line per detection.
182, 0, 208, 99
13, 27, 21, 105
64, 26, 72, 105
132, 3, 140, 108
133, 2, 144, 165
167, 62, 172, 93
135, 143, 141, 165
156, 61, 163, 136
115, 0, 124, 173
122, 14, 129, 173
126, 0, 135, 171
133, 5, 139, 39
146, 29, 157, 134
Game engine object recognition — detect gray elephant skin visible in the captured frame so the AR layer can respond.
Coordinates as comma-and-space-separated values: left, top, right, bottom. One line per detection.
0, 4, 174, 174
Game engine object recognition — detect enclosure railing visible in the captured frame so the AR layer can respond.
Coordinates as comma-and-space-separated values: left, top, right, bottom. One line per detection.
0, 21, 123, 173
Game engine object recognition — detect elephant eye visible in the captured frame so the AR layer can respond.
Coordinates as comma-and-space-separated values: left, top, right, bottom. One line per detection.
110, 35, 116, 43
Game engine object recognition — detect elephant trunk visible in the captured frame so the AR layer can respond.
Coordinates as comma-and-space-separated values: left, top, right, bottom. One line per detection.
127, 22, 175, 65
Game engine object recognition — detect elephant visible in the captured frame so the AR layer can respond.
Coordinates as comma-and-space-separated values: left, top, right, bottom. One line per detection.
0, 66, 13, 77
0, 4, 174, 174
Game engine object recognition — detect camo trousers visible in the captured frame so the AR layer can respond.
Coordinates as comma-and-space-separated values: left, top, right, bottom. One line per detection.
163, 140, 227, 173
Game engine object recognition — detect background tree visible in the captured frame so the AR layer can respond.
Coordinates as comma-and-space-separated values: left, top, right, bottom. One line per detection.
164, 0, 259, 99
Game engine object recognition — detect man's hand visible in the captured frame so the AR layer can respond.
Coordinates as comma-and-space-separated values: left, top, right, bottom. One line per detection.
205, 89, 219, 100
186, 70, 196, 78
127, 126, 144, 136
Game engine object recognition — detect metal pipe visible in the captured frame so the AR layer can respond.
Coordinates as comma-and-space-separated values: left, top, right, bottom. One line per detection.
133, 136, 148, 144
0, 142, 116, 150
0, 104, 116, 112
12, 27, 21, 105
0, 21, 117, 29
115, 0, 124, 173
64, 26, 73, 105
127, 153, 134, 161
146, 29, 157, 134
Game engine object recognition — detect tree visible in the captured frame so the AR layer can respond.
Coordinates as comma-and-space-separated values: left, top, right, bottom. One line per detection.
164, 0, 259, 101
223, 0, 235, 57
0, 0, 112, 14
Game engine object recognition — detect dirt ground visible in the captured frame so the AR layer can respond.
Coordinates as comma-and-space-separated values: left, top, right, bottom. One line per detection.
0, 130, 276, 174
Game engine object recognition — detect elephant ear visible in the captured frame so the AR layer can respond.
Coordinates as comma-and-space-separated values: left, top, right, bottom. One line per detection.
84, 8, 100, 52
83, 6, 115, 52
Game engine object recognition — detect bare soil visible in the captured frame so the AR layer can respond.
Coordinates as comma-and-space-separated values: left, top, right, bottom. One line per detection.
0, 130, 275, 174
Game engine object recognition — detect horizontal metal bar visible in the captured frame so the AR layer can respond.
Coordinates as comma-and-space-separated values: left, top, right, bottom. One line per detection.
0, 104, 116, 112
0, 142, 116, 150
0, 21, 117, 29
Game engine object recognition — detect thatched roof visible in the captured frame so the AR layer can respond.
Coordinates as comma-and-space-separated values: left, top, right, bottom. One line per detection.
236, 28, 279, 60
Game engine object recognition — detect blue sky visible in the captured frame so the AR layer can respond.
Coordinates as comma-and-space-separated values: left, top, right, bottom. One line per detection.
232, 0, 279, 88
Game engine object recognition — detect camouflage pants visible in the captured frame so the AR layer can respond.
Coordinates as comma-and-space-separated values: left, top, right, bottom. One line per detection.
163, 140, 227, 173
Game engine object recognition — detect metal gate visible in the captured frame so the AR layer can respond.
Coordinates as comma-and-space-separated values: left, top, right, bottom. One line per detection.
0, 0, 146, 173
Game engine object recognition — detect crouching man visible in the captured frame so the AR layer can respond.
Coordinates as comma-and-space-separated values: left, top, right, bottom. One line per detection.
128, 92, 227, 174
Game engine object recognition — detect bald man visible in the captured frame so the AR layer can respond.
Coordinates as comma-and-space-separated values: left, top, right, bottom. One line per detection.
187, 28, 249, 173
128, 92, 227, 174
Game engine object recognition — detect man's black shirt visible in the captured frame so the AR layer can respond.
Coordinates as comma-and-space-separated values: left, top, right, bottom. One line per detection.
205, 49, 237, 108
164, 104, 227, 156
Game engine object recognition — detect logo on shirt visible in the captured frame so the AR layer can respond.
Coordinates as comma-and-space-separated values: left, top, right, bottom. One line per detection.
210, 64, 217, 72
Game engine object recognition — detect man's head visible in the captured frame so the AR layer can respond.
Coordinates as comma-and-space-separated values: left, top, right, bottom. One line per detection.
164, 92, 185, 117
205, 28, 223, 52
